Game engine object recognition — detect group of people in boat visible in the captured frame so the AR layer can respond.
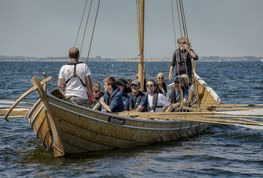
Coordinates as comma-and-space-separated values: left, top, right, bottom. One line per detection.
57, 37, 198, 113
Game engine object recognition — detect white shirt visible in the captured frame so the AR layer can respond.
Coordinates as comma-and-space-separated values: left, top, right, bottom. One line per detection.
58, 63, 91, 99
148, 93, 170, 112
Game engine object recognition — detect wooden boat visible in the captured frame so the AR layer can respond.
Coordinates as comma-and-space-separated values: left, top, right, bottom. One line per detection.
4, 0, 236, 157
25, 72, 220, 157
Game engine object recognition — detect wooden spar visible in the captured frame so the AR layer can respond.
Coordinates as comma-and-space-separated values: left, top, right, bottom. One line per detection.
116, 111, 263, 130
138, 0, 145, 90
0, 108, 29, 118
4, 76, 52, 121
31, 76, 65, 157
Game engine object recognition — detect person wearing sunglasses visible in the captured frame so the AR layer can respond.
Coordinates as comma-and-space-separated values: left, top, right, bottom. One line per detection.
168, 37, 198, 83
90, 84, 103, 110
146, 80, 173, 112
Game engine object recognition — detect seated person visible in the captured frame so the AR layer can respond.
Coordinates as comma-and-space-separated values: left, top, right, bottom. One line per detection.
126, 79, 133, 93
128, 80, 147, 112
90, 85, 103, 110
156, 72, 167, 95
146, 80, 173, 112
117, 78, 130, 111
180, 74, 195, 106
167, 77, 184, 111
99, 76, 124, 112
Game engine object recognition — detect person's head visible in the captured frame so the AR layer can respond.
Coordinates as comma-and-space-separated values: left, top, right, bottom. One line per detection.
174, 76, 182, 90
131, 80, 140, 94
117, 78, 127, 92
146, 80, 156, 94
93, 85, 101, 98
127, 79, 132, 87
68, 47, 80, 60
103, 76, 117, 94
177, 37, 191, 50
156, 72, 165, 83
95, 82, 101, 90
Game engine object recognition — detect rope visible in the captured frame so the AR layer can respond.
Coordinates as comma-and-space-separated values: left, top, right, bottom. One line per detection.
86, 0, 101, 62
176, 0, 183, 37
170, 0, 177, 49
179, 0, 188, 39
80, 0, 93, 55
74, 0, 88, 47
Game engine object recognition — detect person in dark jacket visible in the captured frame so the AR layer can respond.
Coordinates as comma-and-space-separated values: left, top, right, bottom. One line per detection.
99, 76, 124, 112
117, 78, 130, 111
168, 37, 198, 82
128, 80, 148, 112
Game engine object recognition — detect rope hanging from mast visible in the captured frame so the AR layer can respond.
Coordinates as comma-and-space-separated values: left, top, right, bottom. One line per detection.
74, 0, 89, 47
170, 0, 178, 49
80, 0, 93, 54
86, 0, 101, 62
72, 0, 101, 63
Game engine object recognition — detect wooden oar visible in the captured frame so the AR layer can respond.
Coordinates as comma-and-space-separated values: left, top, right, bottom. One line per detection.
116, 111, 263, 130
4, 76, 52, 121
0, 108, 29, 118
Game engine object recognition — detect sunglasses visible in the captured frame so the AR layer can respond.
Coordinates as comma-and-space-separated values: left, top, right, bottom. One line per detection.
179, 41, 186, 44
146, 84, 154, 87
158, 77, 164, 79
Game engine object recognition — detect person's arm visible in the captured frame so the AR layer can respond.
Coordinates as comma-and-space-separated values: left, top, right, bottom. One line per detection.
99, 97, 112, 112
135, 95, 147, 112
168, 66, 174, 81
188, 49, 198, 60
57, 67, 65, 94
169, 51, 176, 80
184, 43, 198, 60
86, 75, 94, 105
92, 102, 101, 110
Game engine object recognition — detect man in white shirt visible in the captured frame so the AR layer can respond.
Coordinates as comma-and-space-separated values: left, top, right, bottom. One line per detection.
57, 47, 93, 106
146, 80, 173, 112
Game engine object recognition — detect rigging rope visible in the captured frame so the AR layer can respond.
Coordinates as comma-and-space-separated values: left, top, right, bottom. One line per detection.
74, 0, 88, 47
179, 0, 188, 39
86, 0, 101, 62
80, 0, 93, 55
176, 0, 183, 37
170, 0, 177, 49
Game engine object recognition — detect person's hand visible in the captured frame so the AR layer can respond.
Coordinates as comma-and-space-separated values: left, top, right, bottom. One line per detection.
183, 43, 190, 51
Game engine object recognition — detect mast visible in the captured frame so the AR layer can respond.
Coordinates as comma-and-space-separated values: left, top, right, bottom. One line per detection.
138, 0, 145, 90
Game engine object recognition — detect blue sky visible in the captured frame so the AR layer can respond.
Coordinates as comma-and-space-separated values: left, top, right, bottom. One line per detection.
0, 0, 263, 58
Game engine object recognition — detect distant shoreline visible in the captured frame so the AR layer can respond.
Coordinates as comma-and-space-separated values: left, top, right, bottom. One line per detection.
0, 55, 262, 62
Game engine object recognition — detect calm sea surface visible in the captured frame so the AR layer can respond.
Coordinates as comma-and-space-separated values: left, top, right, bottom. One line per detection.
0, 60, 262, 177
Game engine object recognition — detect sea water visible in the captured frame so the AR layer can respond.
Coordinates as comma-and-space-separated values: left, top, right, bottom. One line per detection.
0, 60, 262, 177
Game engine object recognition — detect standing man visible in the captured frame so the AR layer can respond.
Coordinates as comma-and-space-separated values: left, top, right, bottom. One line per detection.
57, 47, 93, 106
168, 37, 198, 82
